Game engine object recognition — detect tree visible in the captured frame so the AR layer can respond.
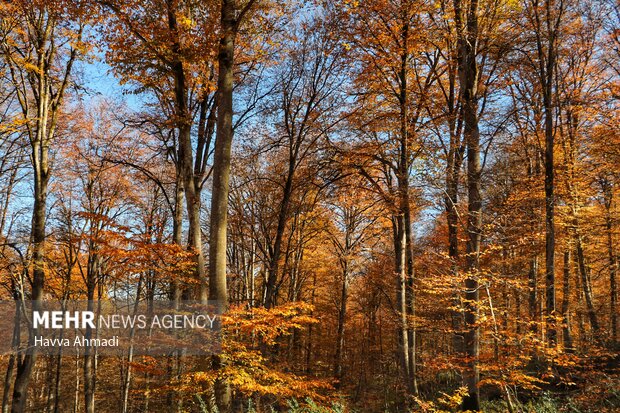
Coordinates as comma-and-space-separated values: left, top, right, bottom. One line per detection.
208, 0, 260, 306
525, 0, 566, 346
452, 0, 482, 408
101, 0, 219, 302
0, 1, 88, 410
341, 0, 442, 399
260, 12, 346, 309
208, 0, 260, 411
325, 179, 381, 385
0, 1, 617, 411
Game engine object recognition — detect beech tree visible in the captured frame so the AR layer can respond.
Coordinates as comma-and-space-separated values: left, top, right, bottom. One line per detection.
340, 0, 443, 398
0, 1, 617, 412
101, 0, 219, 302
525, 0, 566, 346
0, 1, 88, 411
259, 11, 346, 309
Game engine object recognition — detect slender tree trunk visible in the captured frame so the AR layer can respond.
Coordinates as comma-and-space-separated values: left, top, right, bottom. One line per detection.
0, 154, 19, 239
535, 0, 563, 347
334, 265, 348, 386
84, 259, 99, 413
306, 271, 317, 374
609, 229, 618, 346
603, 186, 617, 344
249, 238, 256, 307
167, 2, 206, 302
454, 0, 481, 408
12, 145, 48, 413
265, 164, 295, 308
562, 250, 573, 350
403, 199, 418, 395
209, 1, 237, 411
121, 275, 144, 413
182, 132, 206, 302
543, 91, 557, 345
74, 354, 80, 413
526, 151, 539, 335
394, 217, 411, 397
529, 256, 539, 333
516, 285, 523, 336
52, 298, 65, 413
168, 174, 184, 412
209, 0, 236, 307
83, 328, 95, 413
447, 153, 464, 354
575, 236, 600, 334
576, 266, 586, 349
444, 53, 465, 355
397, 2, 417, 395
171, 171, 184, 305
2, 352, 14, 413
463, 114, 482, 411
3, 294, 21, 413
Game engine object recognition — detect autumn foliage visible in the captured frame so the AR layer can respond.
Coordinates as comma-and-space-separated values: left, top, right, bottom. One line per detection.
0, 0, 618, 412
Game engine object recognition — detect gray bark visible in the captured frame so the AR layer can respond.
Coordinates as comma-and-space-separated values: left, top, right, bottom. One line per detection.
1, 5, 79, 410
166, 1, 207, 302
454, 0, 481, 408
532, 0, 565, 346
209, 0, 237, 308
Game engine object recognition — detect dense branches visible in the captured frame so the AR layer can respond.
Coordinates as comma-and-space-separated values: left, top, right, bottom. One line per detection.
0, 0, 618, 412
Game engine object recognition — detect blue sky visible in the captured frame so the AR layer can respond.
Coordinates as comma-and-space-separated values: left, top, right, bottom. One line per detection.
75, 55, 143, 111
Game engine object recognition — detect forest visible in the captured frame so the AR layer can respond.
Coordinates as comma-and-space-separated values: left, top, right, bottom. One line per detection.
0, 0, 618, 412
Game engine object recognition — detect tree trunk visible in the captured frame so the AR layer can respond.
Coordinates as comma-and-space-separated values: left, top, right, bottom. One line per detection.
526, 147, 539, 335
403, 196, 418, 396
394, 216, 411, 398
306, 271, 317, 374
12, 133, 49, 413
543, 85, 557, 345
209, 0, 236, 308
535, 0, 562, 346
334, 265, 348, 386
397, 2, 417, 395
167, 2, 206, 302
264, 164, 295, 308
444, 46, 465, 355
529, 256, 539, 333
603, 184, 617, 344
3, 293, 21, 413
463, 116, 482, 411
182, 138, 206, 302
84, 257, 99, 413
562, 250, 573, 350
454, 0, 481, 409
447, 149, 464, 354
575, 236, 600, 334
209, 1, 238, 411
171, 170, 184, 305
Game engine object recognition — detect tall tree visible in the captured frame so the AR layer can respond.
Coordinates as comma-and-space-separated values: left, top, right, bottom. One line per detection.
342, 0, 442, 398
208, 0, 264, 306
261, 13, 346, 309
325, 181, 380, 385
527, 0, 566, 345
101, 0, 219, 302
427, 0, 466, 354
208, 1, 259, 411
0, 2, 86, 411
453, 0, 482, 408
